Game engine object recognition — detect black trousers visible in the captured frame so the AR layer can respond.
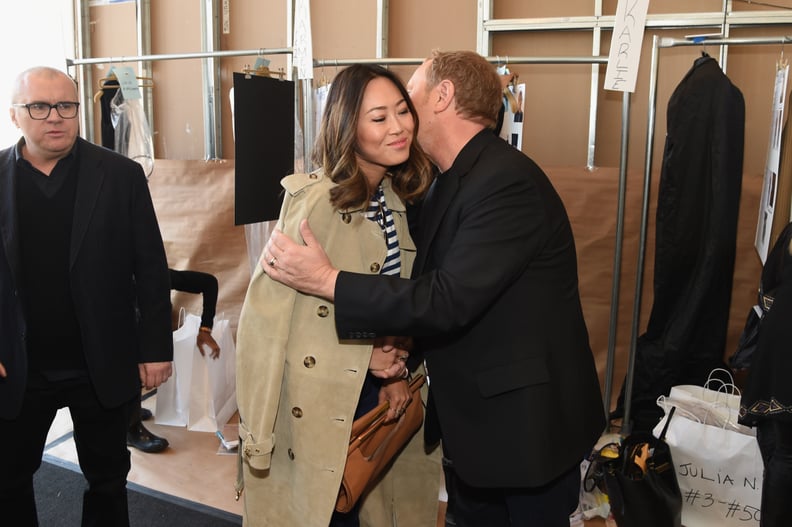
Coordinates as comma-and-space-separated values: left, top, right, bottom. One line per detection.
757, 419, 792, 527
442, 456, 580, 527
0, 376, 134, 527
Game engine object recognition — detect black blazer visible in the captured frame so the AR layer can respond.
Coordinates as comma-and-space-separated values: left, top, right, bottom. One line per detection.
335, 130, 605, 488
0, 138, 173, 419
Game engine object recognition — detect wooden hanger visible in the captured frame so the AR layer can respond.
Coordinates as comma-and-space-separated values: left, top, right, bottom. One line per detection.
496, 59, 520, 113
241, 64, 286, 80
502, 74, 520, 113
316, 67, 329, 88
93, 72, 154, 104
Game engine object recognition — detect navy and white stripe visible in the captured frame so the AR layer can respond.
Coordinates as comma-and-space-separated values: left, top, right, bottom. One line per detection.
365, 185, 401, 276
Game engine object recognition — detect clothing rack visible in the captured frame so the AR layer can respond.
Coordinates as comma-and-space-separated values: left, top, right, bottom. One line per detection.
622, 34, 792, 432
66, 47, 294, 159
66, 47, 294, 66
311, 54, 627, 422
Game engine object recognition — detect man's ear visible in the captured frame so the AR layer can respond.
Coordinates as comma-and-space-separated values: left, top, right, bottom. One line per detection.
9, 108, 18, 128
434, 79, 455, 113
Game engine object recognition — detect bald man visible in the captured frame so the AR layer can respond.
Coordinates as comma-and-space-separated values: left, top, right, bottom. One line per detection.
0, 66, 173, 526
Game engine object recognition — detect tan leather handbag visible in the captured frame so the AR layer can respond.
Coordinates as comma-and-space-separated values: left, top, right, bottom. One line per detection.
335, 374, 425, 513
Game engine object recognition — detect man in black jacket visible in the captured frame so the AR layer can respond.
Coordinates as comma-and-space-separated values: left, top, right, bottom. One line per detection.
0, 66, 173, 526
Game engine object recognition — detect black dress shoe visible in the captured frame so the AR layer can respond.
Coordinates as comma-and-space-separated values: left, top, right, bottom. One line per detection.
127, 421, 169, 453
139, 407, 153, 421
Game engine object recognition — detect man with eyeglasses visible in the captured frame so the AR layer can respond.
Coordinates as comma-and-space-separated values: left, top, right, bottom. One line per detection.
0, 66, 173, 526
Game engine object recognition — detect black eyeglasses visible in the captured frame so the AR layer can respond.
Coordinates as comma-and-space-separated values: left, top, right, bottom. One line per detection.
12, 101, 80, 120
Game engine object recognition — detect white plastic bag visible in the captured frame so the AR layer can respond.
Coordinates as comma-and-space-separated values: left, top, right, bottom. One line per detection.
111, 90, 154, 179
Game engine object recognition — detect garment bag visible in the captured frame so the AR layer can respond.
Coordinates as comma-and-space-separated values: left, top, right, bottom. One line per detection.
616, 54, 746, 431
233, 72, 294, 225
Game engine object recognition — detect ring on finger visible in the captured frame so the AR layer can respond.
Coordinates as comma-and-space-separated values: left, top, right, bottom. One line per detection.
268, 256, 277, 267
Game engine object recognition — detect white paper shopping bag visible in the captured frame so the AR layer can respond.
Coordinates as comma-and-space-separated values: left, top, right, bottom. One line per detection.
155, 312, 199, 426
187, 317, 238, 432
653, 371, 763, 527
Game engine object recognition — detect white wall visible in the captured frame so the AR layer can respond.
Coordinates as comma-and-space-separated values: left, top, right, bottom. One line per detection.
0, 0, 74, 147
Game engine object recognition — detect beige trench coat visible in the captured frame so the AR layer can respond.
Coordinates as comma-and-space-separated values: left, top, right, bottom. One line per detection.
236, 171, 440, 527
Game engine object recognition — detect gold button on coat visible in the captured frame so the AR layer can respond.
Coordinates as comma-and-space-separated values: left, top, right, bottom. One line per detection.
317, 305, 329, 317
370, 262, 381, 273
292, 407, 303, 418
341, 213, 352, 224
303, 356, 316, 368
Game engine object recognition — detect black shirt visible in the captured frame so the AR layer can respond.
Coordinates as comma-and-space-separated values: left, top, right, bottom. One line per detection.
15, 139, 87, 377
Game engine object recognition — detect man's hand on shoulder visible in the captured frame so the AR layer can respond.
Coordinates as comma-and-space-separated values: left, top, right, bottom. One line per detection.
261, 219, 339, 300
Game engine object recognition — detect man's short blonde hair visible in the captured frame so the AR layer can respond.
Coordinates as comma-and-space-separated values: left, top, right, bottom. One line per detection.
425, 50, 502, 128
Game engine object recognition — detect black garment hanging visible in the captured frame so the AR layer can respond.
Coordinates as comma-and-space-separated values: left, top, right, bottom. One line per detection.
615, 54, 746, 432
233, 72, 295, 225
99, 79, 120, 149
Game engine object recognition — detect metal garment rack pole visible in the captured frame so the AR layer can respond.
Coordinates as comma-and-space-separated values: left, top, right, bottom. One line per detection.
66, 47, 294, 159
65, 47, 293, 67
312, 54, 627, 421
624, 33, 792, 433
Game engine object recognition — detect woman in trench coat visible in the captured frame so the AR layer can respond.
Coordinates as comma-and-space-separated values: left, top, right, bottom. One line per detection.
235, 64, 441, 527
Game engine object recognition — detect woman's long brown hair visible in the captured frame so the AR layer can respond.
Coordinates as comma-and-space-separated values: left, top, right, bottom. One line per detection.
313, 64, 434, 211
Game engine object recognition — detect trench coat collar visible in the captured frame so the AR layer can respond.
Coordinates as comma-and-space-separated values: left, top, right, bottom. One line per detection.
336, 173, 407, 215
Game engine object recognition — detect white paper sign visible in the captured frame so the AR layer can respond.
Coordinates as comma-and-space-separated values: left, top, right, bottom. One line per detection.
755, 63, 790, 262
293, 0, 313, 80
109, 66, 141, 100
222, 0, 230, 34
604, 0, 650, 93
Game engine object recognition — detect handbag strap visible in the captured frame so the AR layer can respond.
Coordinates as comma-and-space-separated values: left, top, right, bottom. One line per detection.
349, 374, 425, 444
657, 406, 676, 441
407, 373, 425, 393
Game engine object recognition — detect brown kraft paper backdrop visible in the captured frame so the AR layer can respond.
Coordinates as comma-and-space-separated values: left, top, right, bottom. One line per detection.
546, 166, 762, 409
146, 160, 764, 409
147, 159, 251, 335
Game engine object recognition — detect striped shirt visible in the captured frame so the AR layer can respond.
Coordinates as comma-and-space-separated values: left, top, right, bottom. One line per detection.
365, 184, 401, 276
